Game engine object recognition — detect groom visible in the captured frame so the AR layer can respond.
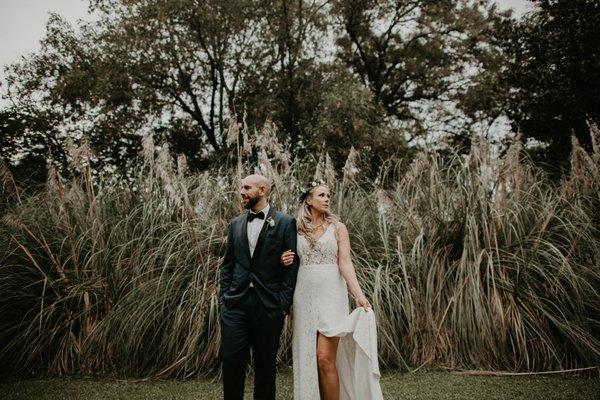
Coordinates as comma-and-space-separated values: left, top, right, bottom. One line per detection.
220, 174, 299, 400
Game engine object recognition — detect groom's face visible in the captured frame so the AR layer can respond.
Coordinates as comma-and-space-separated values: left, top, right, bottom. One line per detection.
240, 178, 261, 210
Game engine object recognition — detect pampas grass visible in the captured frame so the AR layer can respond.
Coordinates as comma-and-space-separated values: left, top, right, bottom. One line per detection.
0, 125, 599, 377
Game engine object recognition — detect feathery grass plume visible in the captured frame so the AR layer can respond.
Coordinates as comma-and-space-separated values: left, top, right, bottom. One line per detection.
138, 134, 156, 196
313, 152, 324, 181
257, 149, 286, 211
225, 115, 242, 195
588, 121, 600, 164
141, 133, 155, 160
339, 147, 359, 210
226, 116, 239, 146
46, 165, 66, 198
257, 149, 271, 178
324, 153, 337, 189
0, 159, 20, 203
156, 143, 174, 184
66, 136, 96, 205
376, 188, 393, 216
468, 136, 495, 195
66, 136, 93, 173
177, 153, 188, 180
342, 146, 359, 184
255, 118, 290, 172
496, 133, 523, 208
568, 135, 598, 195
242, 111, 252, 156
2, 212, 27, 232
177, 153, 196, 220
155, 142, 181, 207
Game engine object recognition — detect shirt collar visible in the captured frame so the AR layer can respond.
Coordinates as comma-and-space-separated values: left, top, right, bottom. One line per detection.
250, 203, 270, 217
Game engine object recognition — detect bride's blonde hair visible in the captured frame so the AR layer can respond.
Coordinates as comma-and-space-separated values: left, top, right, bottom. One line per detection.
297, 185, 339, 248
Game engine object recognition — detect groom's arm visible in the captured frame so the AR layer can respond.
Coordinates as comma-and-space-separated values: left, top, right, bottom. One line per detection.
280, 217, 300, 314
220, 221, 235, 305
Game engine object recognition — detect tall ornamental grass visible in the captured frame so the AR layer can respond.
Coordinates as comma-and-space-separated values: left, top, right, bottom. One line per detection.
0, 121, 599, 377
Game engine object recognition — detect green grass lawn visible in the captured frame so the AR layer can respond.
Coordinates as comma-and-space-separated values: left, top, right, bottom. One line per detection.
1, 369, 599, 400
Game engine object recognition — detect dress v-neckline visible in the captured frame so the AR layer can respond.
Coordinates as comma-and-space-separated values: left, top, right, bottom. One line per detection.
310, 223, 331, 243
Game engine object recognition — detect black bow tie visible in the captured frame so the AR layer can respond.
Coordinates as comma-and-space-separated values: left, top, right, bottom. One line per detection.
248, 211, 265, 222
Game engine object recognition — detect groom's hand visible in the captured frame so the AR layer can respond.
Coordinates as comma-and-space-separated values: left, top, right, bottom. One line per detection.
280, 249, 295, 267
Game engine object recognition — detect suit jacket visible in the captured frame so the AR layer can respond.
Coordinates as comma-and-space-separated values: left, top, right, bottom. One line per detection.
220, 206, 300, 314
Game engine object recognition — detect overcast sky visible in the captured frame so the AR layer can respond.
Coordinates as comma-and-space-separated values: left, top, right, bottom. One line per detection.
0, 0, 533, 85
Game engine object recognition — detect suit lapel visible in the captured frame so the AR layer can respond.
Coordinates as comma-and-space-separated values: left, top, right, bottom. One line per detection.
240, 212, 252, 263
251, 207, 276, 263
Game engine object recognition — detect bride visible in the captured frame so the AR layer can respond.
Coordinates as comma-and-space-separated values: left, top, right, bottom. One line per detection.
280, 180, 384, 400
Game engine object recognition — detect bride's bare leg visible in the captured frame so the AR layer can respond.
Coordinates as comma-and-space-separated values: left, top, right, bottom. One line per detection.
316, 332, 340, 400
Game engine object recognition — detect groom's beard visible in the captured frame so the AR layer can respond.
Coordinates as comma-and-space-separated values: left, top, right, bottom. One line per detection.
243, 196, 259, 210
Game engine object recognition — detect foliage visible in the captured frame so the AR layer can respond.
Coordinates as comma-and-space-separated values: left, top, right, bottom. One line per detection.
0, 108, 64, 185
334, 0, 512, 142
503, 0, 600, 167
300, 67, 410, 174
1, 122, 599, 377
1, 0, 511, 176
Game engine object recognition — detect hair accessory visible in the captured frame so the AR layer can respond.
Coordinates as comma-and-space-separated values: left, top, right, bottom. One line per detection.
298, 179, 326, 203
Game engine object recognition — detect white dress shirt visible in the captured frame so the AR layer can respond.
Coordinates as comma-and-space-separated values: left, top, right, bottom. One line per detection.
247, 204, 270, 287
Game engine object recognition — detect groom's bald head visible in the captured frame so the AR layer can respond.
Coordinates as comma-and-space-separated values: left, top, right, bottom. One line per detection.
240, 174, 271, 210
243, 174, 271, 195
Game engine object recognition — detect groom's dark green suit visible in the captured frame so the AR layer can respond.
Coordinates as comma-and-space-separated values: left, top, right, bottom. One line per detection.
220, 206, 299, 400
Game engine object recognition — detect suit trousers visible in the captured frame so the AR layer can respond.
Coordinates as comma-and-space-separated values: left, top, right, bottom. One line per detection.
220, 287, 285, 400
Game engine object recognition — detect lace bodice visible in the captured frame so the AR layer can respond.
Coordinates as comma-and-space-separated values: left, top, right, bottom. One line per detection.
298, 223, 338, 266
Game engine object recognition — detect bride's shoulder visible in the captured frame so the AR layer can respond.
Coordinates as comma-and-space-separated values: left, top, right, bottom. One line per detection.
332, 220, 348, 240
332, 219, 346, 229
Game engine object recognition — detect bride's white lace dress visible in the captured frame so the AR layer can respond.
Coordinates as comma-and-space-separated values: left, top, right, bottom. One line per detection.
292, 223, 384, 400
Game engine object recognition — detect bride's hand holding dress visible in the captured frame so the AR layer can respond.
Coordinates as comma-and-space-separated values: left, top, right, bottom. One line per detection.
356, 296, 372, 310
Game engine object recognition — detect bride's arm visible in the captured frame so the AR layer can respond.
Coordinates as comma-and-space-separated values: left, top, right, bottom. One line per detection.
336, 222, 371, 309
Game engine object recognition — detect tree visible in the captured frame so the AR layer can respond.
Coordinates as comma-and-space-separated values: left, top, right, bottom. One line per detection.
303, 66, 409, 173
3, 1, 270, 172
0, 108, 65, 184
504, 0, 600, 166
1, 0, 513, 176
333, 0, 512, 144
236, 0, 331, 150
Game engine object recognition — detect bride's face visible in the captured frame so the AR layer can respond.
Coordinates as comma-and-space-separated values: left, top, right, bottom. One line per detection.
307, 185, 331, 214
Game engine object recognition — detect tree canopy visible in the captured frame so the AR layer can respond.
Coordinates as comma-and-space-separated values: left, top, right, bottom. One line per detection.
503, 0, 600, 166
2, 0, 513, 178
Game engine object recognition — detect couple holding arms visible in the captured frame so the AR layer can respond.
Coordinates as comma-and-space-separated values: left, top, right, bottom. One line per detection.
220, 174, 384, 400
